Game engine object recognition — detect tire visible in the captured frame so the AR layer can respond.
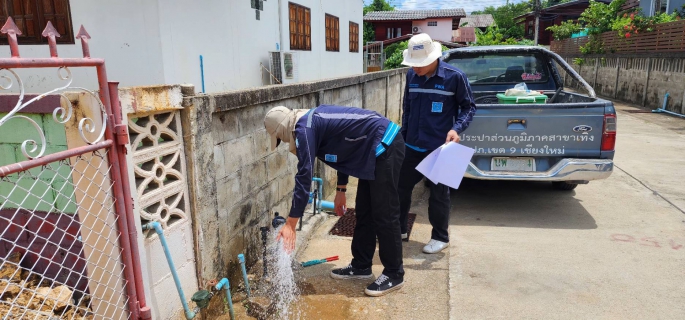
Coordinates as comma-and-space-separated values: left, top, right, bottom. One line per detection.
552, 181, 578, 191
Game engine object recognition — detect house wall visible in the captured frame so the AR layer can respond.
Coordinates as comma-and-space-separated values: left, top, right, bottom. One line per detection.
373, 21, 413, 41
276, 0, 363, 85
412, 18, 453, 42
671, 0, 685, 13
0, 0, 165, 93
1, 0, 362, 94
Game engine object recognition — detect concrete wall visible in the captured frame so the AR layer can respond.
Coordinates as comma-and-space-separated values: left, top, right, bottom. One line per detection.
181, 68, 408, 285
412, 18, 454, 42
1, 0, 362, 93
561, 55, 685, 114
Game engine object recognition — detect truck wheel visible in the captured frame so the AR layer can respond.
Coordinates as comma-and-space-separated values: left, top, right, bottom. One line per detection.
552, 182, 578, 191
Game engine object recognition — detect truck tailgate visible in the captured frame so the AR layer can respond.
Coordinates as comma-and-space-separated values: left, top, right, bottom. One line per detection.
460, 104, 607, 171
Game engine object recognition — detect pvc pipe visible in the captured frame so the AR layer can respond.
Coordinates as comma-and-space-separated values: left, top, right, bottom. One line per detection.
142, 222, 195, 319
199, 55, 205, 93
215, 278, 235, 320
318, 199, 335, 211
308, 177, 335, 211
652, 92, 685, 118
237, 254, 251, 298
312, 177, 324, 201
310, 177, 336, 212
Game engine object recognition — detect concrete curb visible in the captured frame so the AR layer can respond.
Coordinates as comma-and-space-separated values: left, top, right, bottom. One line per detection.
293, 210, 331, 259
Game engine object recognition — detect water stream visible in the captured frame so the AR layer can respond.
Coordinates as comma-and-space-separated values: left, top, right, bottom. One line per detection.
263, 228, 302, 319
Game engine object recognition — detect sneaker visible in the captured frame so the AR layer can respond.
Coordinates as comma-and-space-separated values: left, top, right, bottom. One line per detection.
422, 239, 449, 254
364, 274, 404, 297
330, 264, 373, 280
401, 233, 408, 241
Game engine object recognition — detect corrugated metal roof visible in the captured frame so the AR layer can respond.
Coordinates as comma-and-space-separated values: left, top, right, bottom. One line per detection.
363, 9, 466, 21
458, 15, 495, 28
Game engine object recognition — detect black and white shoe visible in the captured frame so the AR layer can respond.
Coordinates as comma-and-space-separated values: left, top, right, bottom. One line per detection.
330, 264, 373, 280
364, 274, 404, 297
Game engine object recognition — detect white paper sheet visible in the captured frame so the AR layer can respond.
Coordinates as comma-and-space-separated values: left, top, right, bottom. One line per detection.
415, 142, 475, 189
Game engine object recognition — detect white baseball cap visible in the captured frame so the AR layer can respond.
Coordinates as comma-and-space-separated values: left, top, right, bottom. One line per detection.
401, 33, 443, 67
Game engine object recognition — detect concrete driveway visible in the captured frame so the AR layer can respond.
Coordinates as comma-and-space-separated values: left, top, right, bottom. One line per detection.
449, 102, 685, 319
291, 100, 684, 320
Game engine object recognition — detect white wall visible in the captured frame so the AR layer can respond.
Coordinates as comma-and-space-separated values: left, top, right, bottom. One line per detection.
0, 0, 165, 93
1, 0, 362, 94
277, 0, 363, 84
413, 18, 453, 42
157, 0, 281, 93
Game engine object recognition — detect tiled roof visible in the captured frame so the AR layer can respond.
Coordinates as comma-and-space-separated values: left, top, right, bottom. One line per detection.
364, 9, 466, 21
458, 15, 495, 28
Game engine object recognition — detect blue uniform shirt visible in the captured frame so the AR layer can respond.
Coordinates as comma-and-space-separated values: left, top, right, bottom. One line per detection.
289, 105, 399, 218
401, 60, 477, 152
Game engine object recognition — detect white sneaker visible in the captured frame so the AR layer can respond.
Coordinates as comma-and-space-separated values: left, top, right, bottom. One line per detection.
423, 239, 449, 254
401, 233, 408, 240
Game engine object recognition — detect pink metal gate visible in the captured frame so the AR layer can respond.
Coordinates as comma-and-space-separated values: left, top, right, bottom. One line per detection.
0, 19, 150, 319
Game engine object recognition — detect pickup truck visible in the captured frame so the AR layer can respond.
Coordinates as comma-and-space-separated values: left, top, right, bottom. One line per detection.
442, 46, 615, 190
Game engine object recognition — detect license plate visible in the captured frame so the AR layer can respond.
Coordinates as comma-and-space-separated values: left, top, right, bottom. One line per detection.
491, 157, 536, 172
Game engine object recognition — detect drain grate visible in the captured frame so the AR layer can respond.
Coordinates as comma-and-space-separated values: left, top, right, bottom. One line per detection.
329, 208, 417, 241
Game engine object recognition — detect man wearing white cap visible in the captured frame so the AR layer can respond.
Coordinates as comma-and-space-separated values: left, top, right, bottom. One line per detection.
398, 33, 476, 253
264, 104, 405, 296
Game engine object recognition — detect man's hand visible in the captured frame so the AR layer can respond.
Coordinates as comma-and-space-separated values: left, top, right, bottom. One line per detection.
276, 217, 299, 253
334, 187, 347, 216
446, 130, 460, 144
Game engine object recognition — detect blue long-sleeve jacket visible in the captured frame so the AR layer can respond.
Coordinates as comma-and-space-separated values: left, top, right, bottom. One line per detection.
401, 60, 477, 151
289, 105, 395, 218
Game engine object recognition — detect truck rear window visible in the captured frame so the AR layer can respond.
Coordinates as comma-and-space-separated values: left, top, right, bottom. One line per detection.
445, 53, 550, 85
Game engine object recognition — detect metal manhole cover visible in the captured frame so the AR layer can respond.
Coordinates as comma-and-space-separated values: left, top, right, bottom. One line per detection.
329, 208, 417, 241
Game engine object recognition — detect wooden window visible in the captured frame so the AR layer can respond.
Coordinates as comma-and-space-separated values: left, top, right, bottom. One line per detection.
428, 21, 437, 26
288, 2, 311, 51
349, 21, 359, 52
325, 14, 339, 52
0, 0, 74, 45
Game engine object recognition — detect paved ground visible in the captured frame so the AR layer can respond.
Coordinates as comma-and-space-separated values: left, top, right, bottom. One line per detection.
450, 101, 685, 319
289, 100, 685, 319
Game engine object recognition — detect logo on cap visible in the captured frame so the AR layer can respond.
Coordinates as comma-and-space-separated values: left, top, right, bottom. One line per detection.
413, 45, 424, 50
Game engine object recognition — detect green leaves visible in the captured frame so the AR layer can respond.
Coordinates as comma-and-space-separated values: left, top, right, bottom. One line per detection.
384, 41, 408, 70
547, 21, 582, 40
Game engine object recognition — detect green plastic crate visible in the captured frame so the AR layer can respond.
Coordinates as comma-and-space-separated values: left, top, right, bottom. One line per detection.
496, 93, 548, 104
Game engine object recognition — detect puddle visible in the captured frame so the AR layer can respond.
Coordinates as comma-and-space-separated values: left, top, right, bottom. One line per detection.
201, 228, 364, 319
288, 295, 352, 319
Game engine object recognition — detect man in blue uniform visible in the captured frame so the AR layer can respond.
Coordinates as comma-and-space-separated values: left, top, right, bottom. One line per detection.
398, 33, 477, 254
264, 105, 405, 297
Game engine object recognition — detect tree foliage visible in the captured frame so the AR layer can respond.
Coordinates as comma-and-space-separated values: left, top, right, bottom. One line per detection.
471, 1, 532, 41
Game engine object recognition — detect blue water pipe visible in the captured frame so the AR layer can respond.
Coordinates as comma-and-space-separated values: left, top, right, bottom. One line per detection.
199, 55, 206, 93
215, 278, 235, 320
142, 222, 195, 319
652, 92, 685, 118
310, 177, 335, 211
237, 254, 251, 298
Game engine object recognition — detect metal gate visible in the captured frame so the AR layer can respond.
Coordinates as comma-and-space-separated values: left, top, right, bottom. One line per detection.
0, 19, 149, 319
364, 41, 384, 73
